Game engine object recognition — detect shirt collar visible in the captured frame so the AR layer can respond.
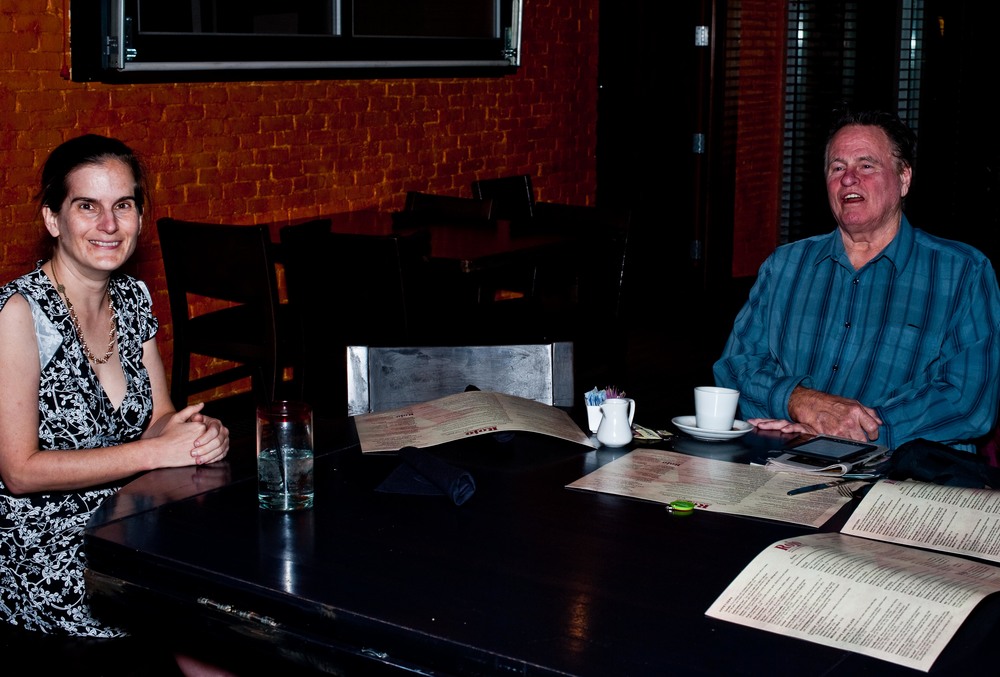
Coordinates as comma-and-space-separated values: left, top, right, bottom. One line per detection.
816, 214, 914, 275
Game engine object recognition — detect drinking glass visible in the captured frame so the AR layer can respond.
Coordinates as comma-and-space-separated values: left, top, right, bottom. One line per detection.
257, 401, 314, 511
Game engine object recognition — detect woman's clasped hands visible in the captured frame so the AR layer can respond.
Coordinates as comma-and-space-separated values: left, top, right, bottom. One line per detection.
147, 402, 230, 466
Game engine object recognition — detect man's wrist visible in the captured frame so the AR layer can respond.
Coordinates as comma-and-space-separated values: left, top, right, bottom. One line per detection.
787, 385, 813, 422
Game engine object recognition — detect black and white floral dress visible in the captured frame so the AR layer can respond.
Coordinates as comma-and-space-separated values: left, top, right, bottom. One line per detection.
0, 266, 156, 637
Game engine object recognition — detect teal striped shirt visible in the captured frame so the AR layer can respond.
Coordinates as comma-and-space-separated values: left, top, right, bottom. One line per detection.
714, 216, 1000, 451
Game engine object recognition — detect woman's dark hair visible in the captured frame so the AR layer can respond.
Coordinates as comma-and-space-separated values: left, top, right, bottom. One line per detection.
36, 134, 147, 215
826, 108, 918, 173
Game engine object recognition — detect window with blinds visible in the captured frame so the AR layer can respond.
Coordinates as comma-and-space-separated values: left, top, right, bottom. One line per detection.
780, 0, 924, 244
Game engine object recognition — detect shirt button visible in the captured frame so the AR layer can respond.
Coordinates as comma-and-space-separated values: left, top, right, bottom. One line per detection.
832, 365, 839, 371
853, 278, 859, 284
844, 321, 851, 328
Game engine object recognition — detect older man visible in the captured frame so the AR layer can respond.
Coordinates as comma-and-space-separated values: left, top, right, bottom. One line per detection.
714, 109, 1000, 451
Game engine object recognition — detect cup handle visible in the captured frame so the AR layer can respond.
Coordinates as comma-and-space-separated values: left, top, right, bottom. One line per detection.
627, 398, 635, 425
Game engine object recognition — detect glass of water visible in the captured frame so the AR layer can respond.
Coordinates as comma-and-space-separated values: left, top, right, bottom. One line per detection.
257, 401, 314, 511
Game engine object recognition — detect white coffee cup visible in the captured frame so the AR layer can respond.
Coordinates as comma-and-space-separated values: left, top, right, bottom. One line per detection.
694, 386, 740, 431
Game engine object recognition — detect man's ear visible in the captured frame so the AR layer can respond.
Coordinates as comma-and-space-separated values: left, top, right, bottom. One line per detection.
899, 164, 913, 198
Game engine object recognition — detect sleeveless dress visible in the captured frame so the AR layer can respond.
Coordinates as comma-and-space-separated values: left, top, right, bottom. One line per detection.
0, 266, 157, 637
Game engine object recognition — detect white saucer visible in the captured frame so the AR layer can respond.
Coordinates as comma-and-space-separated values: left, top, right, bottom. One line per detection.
672, 416, 752, 442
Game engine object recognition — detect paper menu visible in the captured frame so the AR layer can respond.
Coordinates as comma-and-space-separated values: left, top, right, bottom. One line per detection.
566, 448, 850, 528
707, 479, 1000, 671
705, 531, 1000, 672
841, 479, 1000, 563
353, 390, 594, 452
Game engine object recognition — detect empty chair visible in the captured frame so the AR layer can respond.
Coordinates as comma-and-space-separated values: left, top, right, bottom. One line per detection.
346, 342, 575, 415
391, 193, 500, 305
469, 175, 539, 300
471, 174, 535, 223
280, 220, 433, 415
280, 220, 431, 342
394, 191, 495, 228
531, 202, 632, 321
157, 217, 310, 410
529, 202, 632, 384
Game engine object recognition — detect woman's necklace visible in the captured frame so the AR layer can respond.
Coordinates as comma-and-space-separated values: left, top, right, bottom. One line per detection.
49, 264, 118, 365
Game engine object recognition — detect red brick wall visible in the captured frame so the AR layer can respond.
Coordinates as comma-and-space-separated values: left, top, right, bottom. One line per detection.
731, 0, 787, 278
1, 0, 599, 396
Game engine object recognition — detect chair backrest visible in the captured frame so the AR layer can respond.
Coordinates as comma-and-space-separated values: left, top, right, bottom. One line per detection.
346, 342, 575, 415
278, 218, 334, 310
158, 218, 280, 307
280, 221, 432, 343
157, 217, 292, 408
281, 221, 436, 415
532, 202, 632, 320
470, 174, 535, 222
400, 191, 495, 226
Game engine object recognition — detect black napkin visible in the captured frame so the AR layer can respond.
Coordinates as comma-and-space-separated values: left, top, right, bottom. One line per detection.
887, 438, 1000, 489
376, 447, 476, 506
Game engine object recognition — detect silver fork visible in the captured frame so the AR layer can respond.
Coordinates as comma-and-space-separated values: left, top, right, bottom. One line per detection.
837, 480, 875, 498
836, 483, 858, 498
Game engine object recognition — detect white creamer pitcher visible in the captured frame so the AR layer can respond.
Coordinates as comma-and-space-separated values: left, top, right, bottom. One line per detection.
596, 397, 635, 447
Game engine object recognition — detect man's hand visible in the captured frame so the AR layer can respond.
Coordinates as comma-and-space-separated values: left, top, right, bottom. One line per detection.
748, 418, 817, 436
787, 386, 882, 442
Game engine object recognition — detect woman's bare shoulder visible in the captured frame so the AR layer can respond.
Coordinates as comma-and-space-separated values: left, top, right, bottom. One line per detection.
0, 292, 38, 344
0, 290, 31, 317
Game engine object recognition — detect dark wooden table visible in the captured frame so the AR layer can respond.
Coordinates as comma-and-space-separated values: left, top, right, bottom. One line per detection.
83, 421, 1000, 676
274, 210, 571, 277
274, 209, 577, 325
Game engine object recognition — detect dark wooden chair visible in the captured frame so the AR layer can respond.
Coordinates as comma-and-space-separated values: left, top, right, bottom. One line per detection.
280, 220, 433, 415
395, 191, 495, 228
529, 202, 633, 384
346, 342, 575, 415
396, 189, 533, 307
157, 217, 310, 410
531, 202, 632, 321
468, 175, 540, 301
471, 174, 535, 223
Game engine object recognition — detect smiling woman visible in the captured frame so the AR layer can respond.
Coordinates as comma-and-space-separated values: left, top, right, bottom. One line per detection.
0, 135, 230, 673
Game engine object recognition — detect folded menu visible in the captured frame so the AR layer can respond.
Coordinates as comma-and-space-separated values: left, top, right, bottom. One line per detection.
354, 390, 594, 453
707, 479, 1000, 671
